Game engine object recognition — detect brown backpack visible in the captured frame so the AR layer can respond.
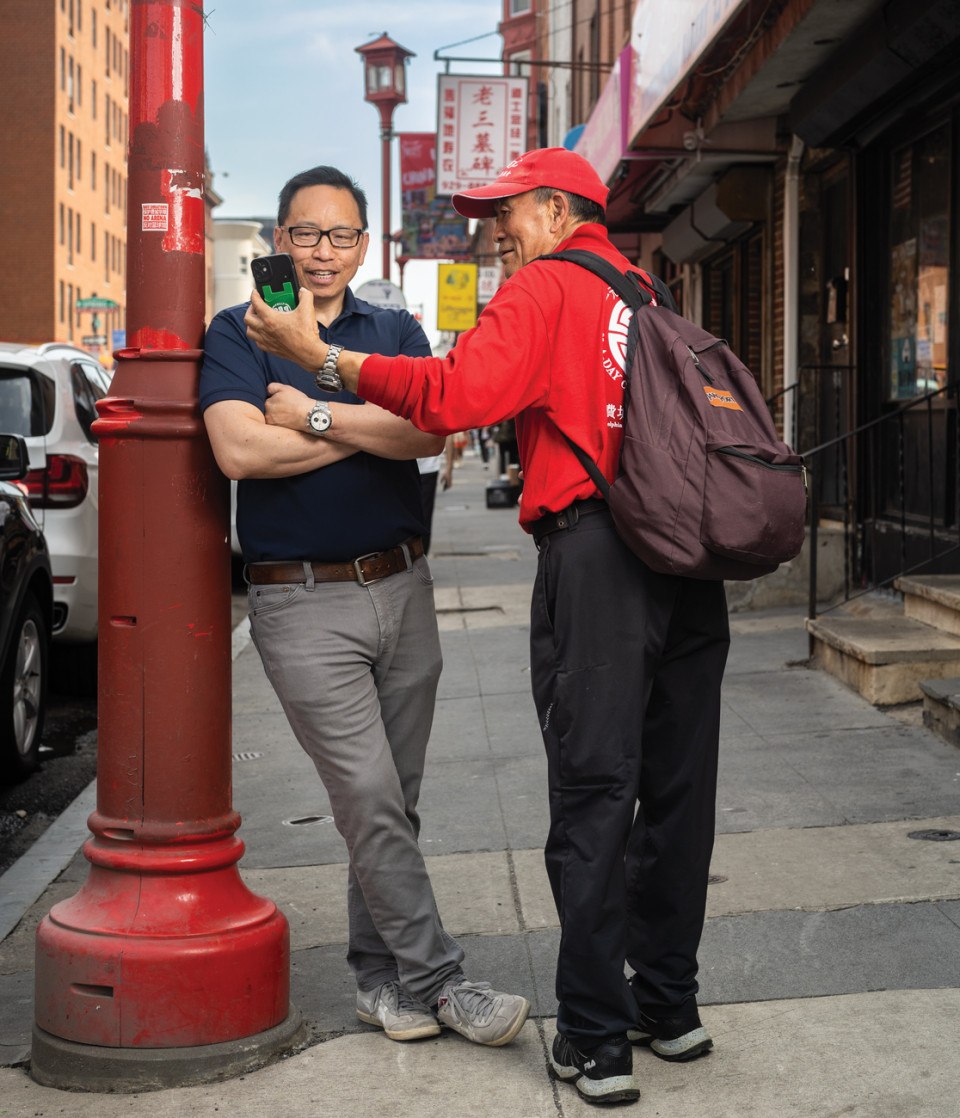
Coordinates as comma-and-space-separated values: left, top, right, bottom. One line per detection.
539, 249, 807, 581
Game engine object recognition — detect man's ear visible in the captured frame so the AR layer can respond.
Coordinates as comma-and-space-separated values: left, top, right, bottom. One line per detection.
549, 191, 570, 230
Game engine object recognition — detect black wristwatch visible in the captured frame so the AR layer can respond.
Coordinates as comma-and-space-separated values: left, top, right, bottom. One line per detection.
306, 400, 333, 436
316, 343, 344, 392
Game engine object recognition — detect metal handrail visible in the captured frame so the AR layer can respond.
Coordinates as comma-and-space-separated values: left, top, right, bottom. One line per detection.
804, 381, 958, 621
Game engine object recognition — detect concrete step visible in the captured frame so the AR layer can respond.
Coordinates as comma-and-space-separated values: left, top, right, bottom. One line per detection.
919, 676, 960, 749
895, 574, 960, 637
806, 596, 960, 705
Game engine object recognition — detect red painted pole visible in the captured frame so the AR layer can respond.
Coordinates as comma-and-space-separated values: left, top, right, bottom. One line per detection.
32, 0, 297, 1089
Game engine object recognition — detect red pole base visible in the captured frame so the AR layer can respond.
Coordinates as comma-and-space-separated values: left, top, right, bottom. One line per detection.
34, 833, 289, 1048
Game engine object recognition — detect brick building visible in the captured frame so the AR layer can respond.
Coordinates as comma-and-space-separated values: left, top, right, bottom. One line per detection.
0, 0, 130, 362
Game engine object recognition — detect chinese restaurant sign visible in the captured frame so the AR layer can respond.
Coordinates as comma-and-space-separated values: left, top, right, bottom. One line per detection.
398, 133, 471, 259
436, 75, 529, 196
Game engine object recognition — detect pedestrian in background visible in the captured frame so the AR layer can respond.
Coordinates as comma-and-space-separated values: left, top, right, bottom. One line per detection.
417, 435, 454, 555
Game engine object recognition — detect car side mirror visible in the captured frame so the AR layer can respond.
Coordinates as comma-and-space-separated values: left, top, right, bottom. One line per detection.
0, 433, 30, 481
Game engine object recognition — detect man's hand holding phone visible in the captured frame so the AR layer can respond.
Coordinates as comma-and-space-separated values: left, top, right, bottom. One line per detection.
245, 283, 329, 371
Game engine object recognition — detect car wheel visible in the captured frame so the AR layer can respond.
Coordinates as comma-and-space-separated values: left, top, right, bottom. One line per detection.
0, 593, 48, 781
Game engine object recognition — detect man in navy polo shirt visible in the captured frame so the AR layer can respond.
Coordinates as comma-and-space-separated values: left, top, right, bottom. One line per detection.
200, 165, 529, 1049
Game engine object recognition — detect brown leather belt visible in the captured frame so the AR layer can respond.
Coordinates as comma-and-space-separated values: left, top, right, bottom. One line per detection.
247, 537, 424, 587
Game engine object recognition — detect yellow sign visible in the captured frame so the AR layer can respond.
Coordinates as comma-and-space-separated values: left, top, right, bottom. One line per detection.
437, 263, 478, 333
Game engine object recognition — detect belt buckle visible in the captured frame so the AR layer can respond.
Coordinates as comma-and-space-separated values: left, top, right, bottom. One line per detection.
353, 551, 382, 586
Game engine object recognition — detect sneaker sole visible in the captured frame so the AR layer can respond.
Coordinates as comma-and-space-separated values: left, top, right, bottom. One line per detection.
548, 1056, 640, 1104
356, 1010, 441, 1042
440, 997, 531, 1047
628, 1026, 713, 1062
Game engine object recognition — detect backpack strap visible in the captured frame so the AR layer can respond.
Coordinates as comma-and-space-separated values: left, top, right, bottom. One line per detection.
534, 249, 673, 500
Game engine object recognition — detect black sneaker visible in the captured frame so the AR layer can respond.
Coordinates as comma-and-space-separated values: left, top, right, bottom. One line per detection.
549, 1032, 640, 1105
627, 1003, 713, 1062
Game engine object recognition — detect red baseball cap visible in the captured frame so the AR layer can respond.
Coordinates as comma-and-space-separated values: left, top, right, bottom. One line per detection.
451, 148, 609, 219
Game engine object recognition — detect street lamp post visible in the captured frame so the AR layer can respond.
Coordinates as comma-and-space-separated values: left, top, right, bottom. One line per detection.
31, 0, 298, 1091
356, 33, 415, 281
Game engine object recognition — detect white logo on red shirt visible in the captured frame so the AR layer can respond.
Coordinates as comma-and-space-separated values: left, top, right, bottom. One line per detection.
601, 288, 632, 389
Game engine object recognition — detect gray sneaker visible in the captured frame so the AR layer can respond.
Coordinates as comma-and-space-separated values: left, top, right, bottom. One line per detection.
436, 979, 530, 1046
356, 981, 441, 1041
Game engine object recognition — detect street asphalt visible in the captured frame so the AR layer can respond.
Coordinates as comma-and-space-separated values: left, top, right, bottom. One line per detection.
0, 450, 958, 1116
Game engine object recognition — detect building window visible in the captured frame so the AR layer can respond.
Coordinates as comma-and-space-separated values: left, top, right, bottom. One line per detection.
59, 204, 65, 246
104, 231, 110, 280
92, 8, 96, 48
92, 78, 97, 117
91, 221, 96, 260
76, 63, 82, 107
702, 229, 765, 387
59, 125, 65, 168
887, 122, 951, 399
509, 0, 531, 14
91, 151, 96, 189
59, 281, 65, 324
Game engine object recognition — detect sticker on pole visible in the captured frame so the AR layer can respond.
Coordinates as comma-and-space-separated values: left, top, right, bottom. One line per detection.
142, 203, 169, 232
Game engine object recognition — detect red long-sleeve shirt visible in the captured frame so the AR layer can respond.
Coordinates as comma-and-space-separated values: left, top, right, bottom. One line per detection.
359, 224, 645, 531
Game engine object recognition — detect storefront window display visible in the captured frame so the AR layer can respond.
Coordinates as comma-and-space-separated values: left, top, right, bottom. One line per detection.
887, 124, 951, 399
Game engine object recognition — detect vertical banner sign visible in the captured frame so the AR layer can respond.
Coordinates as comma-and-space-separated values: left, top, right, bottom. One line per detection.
437, 263, 479, 332
398, 133, 471, 258
436, 75, 529, 196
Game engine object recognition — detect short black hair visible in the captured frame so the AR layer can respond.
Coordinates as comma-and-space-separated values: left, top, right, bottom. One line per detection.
533, 186, 606, 227
277, 166, 369, 229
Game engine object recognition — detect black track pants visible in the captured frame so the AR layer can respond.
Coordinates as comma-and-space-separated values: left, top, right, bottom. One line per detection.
530, 510, 729, 1043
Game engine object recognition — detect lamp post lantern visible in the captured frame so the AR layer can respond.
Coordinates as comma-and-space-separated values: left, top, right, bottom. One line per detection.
356, 33, 415, 280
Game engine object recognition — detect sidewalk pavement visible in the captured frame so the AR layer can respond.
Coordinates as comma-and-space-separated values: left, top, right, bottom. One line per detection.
1, 451, 959, 1116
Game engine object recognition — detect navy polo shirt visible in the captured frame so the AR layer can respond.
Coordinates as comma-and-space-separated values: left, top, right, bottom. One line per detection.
200, 289, 432, 562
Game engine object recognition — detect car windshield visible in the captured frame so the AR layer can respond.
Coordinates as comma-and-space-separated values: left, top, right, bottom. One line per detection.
0, 367, 55, 436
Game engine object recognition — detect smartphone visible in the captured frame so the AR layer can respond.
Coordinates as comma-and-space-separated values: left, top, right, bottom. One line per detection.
251, 253, 299, 312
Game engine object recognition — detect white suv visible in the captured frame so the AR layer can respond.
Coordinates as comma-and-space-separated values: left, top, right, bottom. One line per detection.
0, 342, 110, 670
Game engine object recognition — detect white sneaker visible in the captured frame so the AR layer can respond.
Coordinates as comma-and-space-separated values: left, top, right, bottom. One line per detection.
436, 980, 530, 1046
356, 981, 441, 1041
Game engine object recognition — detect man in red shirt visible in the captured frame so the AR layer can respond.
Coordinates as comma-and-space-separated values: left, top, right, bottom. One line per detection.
248, 148, 729, 1106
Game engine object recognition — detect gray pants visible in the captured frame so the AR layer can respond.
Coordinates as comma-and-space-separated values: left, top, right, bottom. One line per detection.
248, 555, 465, 1005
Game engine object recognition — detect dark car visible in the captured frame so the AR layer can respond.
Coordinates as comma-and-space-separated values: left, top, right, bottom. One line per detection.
0, 433, 53, 780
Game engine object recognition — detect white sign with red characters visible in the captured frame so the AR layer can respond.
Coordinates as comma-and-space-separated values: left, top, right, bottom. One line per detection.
435, 74, 528, 196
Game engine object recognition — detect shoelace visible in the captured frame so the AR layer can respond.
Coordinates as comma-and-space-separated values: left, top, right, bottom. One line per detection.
392, 983, 431, 1015
448, 981, 496, 1022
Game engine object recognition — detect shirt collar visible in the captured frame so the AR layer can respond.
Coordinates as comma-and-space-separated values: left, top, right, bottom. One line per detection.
337, 287, 375, 320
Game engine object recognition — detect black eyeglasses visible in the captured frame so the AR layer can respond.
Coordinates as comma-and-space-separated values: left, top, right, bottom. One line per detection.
283, 226, 365, 249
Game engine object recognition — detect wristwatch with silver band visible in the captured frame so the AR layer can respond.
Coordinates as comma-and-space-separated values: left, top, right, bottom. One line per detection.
316, 343, 344, 392
306, 399, 333, 436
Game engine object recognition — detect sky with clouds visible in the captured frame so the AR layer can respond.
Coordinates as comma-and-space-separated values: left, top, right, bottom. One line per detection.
203, 1, 505, 334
